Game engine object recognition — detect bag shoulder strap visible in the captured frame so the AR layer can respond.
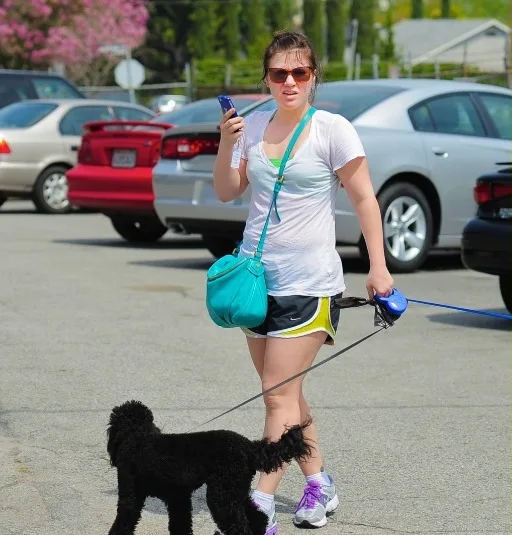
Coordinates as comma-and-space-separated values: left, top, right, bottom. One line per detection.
253, 107, 316, 259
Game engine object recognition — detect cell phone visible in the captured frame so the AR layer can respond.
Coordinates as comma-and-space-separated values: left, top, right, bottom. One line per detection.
217, 95, 239, 117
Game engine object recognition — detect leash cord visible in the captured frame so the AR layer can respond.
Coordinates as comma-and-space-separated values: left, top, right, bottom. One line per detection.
408, 298, 512, 320
186, 294, 510, 432
186, 327, 384, 433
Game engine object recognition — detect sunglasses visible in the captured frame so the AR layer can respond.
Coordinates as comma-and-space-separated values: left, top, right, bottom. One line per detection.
267, 67, 313, 84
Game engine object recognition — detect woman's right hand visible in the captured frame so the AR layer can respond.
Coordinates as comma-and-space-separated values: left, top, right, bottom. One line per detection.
219, 109, 244, 146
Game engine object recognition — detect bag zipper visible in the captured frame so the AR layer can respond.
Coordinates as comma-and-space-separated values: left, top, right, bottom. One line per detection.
207, 258, 247, 281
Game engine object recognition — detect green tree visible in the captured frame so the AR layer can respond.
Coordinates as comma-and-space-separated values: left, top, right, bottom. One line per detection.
441, 0, 450, 17
217, 0, 242, 60
240, 0, 269, 58
137, 0, 195, 82
265, 0, 295, 32
302, 0, 325, 60
382, 4, 396, 59
188, 1, 218, 59
350, 0, 377, 58
326, 0, 345, 63
411, 0, 423, 17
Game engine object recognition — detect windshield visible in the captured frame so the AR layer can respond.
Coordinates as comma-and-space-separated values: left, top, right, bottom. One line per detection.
153, 96, 268, 125
0, 102, 58, 127
245, 84, 406, 121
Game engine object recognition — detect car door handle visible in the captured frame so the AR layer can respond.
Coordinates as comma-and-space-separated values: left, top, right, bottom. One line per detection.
70, 145, 79, 151
432, 147, 448, 157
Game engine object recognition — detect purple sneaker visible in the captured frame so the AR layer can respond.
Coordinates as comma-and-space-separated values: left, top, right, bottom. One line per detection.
293, 479, 339, 528
251, 501, 278, 535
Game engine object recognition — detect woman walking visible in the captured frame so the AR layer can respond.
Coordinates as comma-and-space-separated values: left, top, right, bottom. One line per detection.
213, 31, 394, 532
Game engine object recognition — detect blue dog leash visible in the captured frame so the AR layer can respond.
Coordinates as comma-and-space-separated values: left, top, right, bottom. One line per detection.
186, 289, 510, 432
407, 297, 512, 320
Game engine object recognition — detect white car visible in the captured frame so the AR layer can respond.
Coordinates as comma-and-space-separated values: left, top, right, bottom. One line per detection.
152, 79, 511, 272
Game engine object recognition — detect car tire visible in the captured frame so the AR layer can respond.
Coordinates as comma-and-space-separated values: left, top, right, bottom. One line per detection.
499, 275, 512, 314
202, 234, 239, 259
0, 194, 6, 209
359, 182, 434, 273
111, 215, 167, 243
32, 165, 72, 214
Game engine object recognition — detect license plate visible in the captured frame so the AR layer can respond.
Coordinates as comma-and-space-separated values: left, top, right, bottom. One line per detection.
499, 207, 512, 219
112, 149, 136, 168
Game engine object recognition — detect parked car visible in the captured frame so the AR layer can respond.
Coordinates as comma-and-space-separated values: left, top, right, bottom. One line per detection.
149, 94, 190, 113
0, 69, 85, 109
153, 94, 270, 125
0, 99, 154, 213
461, 162, 512, 313
152, 79, 512, 272
66, 95, 267, 242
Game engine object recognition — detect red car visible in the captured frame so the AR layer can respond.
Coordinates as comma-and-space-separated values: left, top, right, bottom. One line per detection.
67, 119, 172, 242
67, 94, 269, 243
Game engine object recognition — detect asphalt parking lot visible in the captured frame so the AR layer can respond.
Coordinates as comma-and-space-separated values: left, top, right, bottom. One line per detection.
0, 201, 510, 535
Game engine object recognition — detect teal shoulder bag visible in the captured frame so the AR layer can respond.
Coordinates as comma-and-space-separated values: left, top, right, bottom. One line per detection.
206, 107, 316, 328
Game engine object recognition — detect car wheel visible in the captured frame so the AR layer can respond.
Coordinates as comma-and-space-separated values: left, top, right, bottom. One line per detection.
202, 234, 239, 259
499, 275, 512, 314
359, 182, 433, 273
32, 165, 72, 214
110, 215, 167, 243
0, 194, 6, 209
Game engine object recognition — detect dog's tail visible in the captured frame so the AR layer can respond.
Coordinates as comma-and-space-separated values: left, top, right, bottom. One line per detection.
251, 418, 312, 474
107, 400, 156, 467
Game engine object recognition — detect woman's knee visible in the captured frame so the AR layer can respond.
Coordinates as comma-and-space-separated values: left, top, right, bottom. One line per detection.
261, 383, 300, 412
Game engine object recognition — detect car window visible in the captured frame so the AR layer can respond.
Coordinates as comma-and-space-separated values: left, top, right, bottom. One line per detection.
155, 97, 267, 125
477, 93, 512, 140
113, 106, 154, 121
0, 76, 37, 108
0, 74, 83, 109
31, 76, 84, 99
0, 102, 58, 128
312, 84, 406, 120
410, 94, 485, 137
59, 105, 113, 136
245, 84, 406, 121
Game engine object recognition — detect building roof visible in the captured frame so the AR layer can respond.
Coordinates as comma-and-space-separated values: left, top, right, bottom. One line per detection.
393, 18, 511, 65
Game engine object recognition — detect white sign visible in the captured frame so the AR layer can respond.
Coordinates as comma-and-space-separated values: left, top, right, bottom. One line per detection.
114, 59, 145, 89
99, 44, 127, 56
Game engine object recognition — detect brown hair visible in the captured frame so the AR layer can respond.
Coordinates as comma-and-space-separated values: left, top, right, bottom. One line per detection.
261, 30, 321, 101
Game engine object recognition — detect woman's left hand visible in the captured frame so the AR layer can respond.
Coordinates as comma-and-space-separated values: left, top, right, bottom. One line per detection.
366, 265, 394, 300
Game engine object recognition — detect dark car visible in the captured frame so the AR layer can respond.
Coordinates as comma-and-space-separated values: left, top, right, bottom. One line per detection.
0, 69, 85, 109
461, 162, 512, 313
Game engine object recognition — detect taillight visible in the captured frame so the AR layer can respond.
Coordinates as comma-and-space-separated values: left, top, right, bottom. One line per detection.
0, 137, 11, 154
78, 139, 92, 164
161, 136, 219, 160
150, 142, 160, 167
474, 182, 512, 204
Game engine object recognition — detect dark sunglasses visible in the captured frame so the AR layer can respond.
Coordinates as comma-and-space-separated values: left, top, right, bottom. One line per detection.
267, 67, 312, 84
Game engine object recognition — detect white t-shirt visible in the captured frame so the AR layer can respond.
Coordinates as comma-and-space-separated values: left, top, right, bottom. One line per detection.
231, 109, 366, 297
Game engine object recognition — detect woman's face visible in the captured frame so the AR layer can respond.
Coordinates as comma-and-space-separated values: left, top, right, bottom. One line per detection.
265, 50, 315, 110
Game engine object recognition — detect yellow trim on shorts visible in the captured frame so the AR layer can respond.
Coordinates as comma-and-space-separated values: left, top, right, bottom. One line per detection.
269, 297, 335, 339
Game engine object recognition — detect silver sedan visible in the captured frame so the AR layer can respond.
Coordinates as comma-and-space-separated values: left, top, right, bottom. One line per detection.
152, 79, 511, 272
0, 99, 154, 213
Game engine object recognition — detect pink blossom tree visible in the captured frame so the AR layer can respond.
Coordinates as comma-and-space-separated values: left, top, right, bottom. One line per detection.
0, 0, 148, 85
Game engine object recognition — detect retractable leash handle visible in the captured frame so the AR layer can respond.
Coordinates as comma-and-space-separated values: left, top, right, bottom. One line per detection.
374, 288, 408, 319
334, 288, 408, 328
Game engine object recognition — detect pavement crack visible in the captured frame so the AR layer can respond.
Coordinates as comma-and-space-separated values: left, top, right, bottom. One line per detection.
346, 522, 413, 534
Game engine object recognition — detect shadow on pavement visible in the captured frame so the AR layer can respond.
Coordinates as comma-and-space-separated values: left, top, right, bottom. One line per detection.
340, 249, 464, 274
128, 257, 214, 271
423, 308, 511, 331
104, 485, 297, 516
53, 236, 204, 251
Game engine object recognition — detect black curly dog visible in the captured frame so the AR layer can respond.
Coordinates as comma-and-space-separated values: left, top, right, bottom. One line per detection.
106, 400, 312, 535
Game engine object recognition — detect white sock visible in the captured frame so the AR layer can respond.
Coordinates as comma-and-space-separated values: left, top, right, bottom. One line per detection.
251, 489, 275, 516
306, 470, 332, 486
